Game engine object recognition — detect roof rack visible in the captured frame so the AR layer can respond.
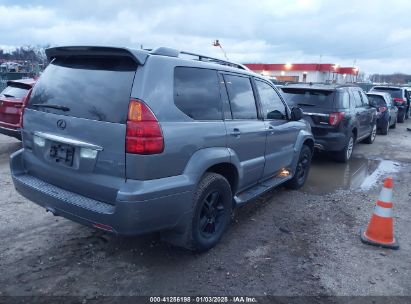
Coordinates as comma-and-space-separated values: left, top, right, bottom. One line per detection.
150, 47, 248, 71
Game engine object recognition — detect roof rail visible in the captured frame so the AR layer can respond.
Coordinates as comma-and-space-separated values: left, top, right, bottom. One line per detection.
150, 47, 248, 70
179, 51, 248, 70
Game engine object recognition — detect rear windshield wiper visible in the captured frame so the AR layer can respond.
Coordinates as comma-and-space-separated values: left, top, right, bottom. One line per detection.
32, 103, 70, 112
2, 94, 14, 98
297, 103, 316, 107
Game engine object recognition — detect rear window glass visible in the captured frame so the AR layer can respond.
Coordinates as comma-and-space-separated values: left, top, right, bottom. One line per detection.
27, 56, 137, 123
372, 87, 402, 99
281, 88, 335, 109
367, 94, 386, 107
174, 67, 222, 120
1, 84, 29, 99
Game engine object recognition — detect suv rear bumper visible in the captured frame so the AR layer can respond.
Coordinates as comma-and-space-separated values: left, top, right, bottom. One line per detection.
0, 126, 21, 140
11, 149, 194, 235
313, 132, 348, 151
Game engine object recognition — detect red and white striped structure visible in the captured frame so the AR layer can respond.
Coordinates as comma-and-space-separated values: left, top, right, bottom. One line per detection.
244, 63, 359, 84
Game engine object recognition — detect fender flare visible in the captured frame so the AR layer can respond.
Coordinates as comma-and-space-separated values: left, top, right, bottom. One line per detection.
183, 147, 241, 185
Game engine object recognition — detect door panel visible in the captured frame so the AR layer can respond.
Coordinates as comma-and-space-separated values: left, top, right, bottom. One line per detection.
225, 120, 267, 190
253, 79, 299, 178
351, 89, 368, 137
264, 120, 299, 177
222, 74, 266, 191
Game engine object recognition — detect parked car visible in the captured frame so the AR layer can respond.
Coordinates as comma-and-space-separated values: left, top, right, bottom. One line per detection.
369, 86, 410, 122
0, 78, 36, 139
366, 92, 397, 134
281, 84, 377, 163
10, 46, 314, 252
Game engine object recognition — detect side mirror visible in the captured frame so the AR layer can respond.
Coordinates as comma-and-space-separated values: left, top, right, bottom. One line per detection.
291, 107, 303, 121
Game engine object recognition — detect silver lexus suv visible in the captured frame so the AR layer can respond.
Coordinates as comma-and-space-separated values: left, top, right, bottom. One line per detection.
11, 46, 314, 251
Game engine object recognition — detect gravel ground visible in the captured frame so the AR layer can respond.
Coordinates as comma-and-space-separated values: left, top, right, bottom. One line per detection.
0, 121, 410, 299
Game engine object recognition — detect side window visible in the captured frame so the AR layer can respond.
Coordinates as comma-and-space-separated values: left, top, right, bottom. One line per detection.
255, 80, 286, 120
352, 90, 363, 107
224, 74, 258, 119
174, 67, 222, 120
385, 95, 392, 106
360, 91, 369, 106
339, 90, 350, 109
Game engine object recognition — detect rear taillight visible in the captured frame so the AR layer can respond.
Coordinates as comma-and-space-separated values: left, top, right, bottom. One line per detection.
20, 88, 32, 127
329, 112, 345, 126
378, 106, 388, 112
126, 99, 164, 154
393, 98, 406, 104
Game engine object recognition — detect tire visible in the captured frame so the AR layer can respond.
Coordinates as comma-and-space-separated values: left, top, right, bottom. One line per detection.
334, 134, 354, 163
390, 117, 397, 129
285, 145, 312, 190
364, 124, 377, 144
398, 111, 405, 123
380, 121, 389, 135
185, 173, 232, 252
405, 106, 410, 120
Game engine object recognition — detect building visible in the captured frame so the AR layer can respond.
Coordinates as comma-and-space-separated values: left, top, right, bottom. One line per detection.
244, 63, 359, 84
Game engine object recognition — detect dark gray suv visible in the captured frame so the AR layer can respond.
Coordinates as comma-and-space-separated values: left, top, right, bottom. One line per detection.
10, 46, 314, 251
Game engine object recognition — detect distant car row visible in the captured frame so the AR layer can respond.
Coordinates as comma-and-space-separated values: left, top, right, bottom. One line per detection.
279, 83, 410, 162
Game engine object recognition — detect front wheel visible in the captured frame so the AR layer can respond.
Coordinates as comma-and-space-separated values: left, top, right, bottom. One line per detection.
364, 124, 377, 144
285, 145, 312, 190
187, 173, 232, 252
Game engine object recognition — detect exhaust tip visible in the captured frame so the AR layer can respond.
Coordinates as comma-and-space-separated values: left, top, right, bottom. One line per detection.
45, 206, 59, 216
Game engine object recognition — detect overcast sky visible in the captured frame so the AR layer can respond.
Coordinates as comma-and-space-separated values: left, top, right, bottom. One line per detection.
1, 0, 410, 74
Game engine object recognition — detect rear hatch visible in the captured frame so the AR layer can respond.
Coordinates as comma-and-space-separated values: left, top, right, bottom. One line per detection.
0, 82, 30, 128
371, 87, 404, 106
23, 52, 138, 204
281, 87, 338, 133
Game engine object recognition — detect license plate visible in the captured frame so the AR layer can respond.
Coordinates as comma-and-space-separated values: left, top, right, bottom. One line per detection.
49, 143, 74, 166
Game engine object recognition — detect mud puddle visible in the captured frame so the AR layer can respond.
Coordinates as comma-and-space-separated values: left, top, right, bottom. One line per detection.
303, 156, 401, 194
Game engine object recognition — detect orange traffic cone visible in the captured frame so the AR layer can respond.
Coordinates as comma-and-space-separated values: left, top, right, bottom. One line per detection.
360, 176, 399, 249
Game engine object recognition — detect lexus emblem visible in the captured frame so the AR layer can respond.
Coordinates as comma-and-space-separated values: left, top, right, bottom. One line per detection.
57, 119, 66, 130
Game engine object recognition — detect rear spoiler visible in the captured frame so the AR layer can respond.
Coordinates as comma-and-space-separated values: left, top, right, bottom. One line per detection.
6, 80, 34, 89
45, 46, 149, 65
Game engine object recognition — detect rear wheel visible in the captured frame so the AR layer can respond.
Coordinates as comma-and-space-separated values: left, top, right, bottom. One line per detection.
364, 124, 377, 144
285, 145, 312, 190
390, 117, 397, 129
334, 134, 354, 163
185, 173, 232, 252
380, 121, 389, 135
398, 111, 405, 123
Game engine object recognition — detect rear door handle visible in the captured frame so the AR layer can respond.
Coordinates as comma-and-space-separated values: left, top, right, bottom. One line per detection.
230, 128, 241, 137
267, 126, 275, 135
